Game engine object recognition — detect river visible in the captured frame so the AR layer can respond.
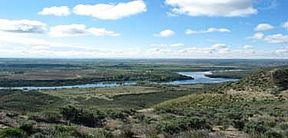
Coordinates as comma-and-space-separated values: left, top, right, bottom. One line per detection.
0, 71, 239, 91
164, 71, 238, 85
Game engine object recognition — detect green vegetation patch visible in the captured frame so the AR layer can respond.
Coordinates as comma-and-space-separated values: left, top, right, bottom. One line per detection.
0, 90, 64, 112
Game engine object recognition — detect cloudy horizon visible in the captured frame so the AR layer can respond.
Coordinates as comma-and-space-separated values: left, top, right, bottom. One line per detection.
0, 0, 287, 59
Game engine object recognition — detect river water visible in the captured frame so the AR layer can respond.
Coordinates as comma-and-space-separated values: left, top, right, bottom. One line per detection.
0, 71, 238, 91
165, 71, 238, 85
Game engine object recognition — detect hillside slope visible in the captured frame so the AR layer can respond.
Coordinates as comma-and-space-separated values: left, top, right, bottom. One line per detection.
210, 68, 288, 93
155, 67, 288, 137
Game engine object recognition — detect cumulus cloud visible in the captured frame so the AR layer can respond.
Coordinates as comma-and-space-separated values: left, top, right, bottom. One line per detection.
165, 0, 257, 17
211, 43, 230, 54
49, 24, 86, 37
264, 34, 288, 44
251, 32, 265, 40
88, 28, 120, 36
38, 6, 70, 16
243, 45, 254, 49
156, 29, 175, 37
49, 24, 119, 37
73, 0, 146, 20
207, 28, 231, 33
254, 23, 274, 31
185, 29, 198, 35
186, 28, 231, 35
251, 33, 288, 44
0, 19, 46, 33
211, 43, 227, 49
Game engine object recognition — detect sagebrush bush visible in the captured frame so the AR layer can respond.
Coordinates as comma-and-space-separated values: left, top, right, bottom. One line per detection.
0, 128, 26, 138
157, 117, 210, 134
61, 105, 106, 127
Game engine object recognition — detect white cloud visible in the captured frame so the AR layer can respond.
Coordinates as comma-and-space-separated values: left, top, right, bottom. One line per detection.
254, 23, 274, 31
49, 24, 86, 37
275, 48, 288, 54
207, 28, 231, 33
179, 44, 230, 56
156, 29, 175, 37
0, 19, 46, 33
0, 32, 124, 58
282, 21, 288, 30
49, 24, 119, 37
186, 28, 231, 35
243, 45, 254, 49
264, 34, 288, 44
251, 32, 265, 40
148, 43, 232, 57
0, 33, 286, 58
165, 0, 257, 17
170, 43, 184, 47
186, 29, 198, 35
211, 43, 227, 49
88, 28, 120, 36
0, 32, 84, 49
211, 43, 230, 54
73, 0, 146, 20
38, 6, 70, 16
0, 33, 50, 47
251, 33, 288, 44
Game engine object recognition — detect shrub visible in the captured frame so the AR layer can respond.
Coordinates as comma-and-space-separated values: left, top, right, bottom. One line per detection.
53, 125, 86, 137
227, 112, 243, 120
61, 105, 106, 127
279, 123, 288, 130
20, 120, 36, 135
157, 117, 210, 134
171, 130, 212, 138
120, 124, 135, 138
264, 130, 284, 138
244, 121, 268, 134
0, 128, 26, 138
90, 129, 113, 138
107, 110, 129, 120
30, 111, 62, 123
233, 119, 246, 131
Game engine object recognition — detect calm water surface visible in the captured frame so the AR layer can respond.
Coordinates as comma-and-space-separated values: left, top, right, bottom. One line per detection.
165, 71, 238, 85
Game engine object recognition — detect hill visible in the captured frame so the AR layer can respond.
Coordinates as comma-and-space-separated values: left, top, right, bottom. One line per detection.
209, 68, 288, 93
155, 67, 288, 137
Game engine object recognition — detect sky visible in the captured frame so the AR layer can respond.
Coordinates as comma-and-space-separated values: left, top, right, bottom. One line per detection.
0, 0, 287, 59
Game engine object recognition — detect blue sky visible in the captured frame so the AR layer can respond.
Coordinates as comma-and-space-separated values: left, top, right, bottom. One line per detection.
0, 0, 287, 58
